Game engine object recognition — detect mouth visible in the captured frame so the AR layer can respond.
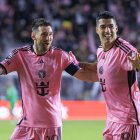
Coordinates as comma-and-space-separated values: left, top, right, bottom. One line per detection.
104, 34, 111, 38
43, 41, 50, 45
104, 35, 112, 40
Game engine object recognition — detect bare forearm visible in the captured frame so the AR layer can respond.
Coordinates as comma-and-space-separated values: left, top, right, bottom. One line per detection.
74, 68, 98, 82
79, 62, 97, 72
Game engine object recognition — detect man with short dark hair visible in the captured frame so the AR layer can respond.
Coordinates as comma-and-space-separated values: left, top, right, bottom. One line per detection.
0, 18, 98, 140
75, 11, 140, 139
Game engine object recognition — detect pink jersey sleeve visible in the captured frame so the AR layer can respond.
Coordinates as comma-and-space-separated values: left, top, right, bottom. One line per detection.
1, 49, 20, 74
61, 51, 73, 69
119, 39, 137, 71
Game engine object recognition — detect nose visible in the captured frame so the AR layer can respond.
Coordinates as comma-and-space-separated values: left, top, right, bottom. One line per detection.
105, 27, 111, 33
45, 35, 51, 41
46, 35, 49, 40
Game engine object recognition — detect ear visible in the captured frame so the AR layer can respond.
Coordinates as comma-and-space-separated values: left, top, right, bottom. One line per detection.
116, 25, 118, 32
31, 32, 36, 40
96, 27, 98, 34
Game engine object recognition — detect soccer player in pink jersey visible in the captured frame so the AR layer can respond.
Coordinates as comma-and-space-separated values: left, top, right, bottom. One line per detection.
0, 18, 98, 140
72, 11, 140, 139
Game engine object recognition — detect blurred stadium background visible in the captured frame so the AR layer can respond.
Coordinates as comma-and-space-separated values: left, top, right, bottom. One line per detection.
0, 0, 140, 139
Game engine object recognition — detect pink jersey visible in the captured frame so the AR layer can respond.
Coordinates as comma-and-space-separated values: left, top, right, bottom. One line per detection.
0, 45, 79, 128
97, 37, 139, 124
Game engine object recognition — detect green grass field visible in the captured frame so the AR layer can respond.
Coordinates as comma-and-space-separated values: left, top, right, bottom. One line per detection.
0, 120, 105, 140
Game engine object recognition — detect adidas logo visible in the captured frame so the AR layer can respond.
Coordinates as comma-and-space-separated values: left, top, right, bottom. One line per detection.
38, 59, 44, 64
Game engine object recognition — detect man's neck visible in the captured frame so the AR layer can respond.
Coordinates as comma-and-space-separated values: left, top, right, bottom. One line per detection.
102, 44, 112, 51
33, 45, 49, 55
102, 40, 116, 51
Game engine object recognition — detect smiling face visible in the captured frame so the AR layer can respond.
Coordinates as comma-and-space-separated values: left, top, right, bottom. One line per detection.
32, 25, 53, 52
96, 18, 118, 49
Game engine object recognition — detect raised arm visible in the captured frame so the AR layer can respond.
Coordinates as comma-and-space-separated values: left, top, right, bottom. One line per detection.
128, 52, 140, 71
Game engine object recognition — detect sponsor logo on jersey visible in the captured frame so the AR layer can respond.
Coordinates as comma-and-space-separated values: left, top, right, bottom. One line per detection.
99, 66, 103, 74
38, 70, 46, 79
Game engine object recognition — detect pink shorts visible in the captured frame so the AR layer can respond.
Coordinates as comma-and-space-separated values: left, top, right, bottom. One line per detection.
137, 125, 140, 140
103, 121, 138, 140
10, 125, 61, 140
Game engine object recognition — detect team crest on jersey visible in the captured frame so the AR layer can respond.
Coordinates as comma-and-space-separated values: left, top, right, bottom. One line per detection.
38, 70, 46, 79
121, 132, 130, 140
99, 66, 103, 74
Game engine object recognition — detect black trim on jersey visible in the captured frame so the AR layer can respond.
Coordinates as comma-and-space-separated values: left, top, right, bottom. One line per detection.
115, 38, 132, 54
119, 44, 131, 54
133, 125, 137, 140
58, 127, 62, 140
128, 71, 140, 125
17, 118, 23, 125
65, 62, 80, 76
17, 116, 26, 125
17, 73, 25, 126
128, 71, 136, 88
121, 44, 131, 52
6, 49, 18, 59
30, 45, 53, 56
130, 125, 137, 140
11, 49, 18, 54
135, 125, 137, 140
119, 46, 128, 54
0, 63, 7, 74
18, 45, 31, 51
114, 37, 120, 46
114, 37, 122, 46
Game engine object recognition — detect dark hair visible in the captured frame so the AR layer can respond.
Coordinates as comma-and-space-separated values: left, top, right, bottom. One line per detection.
32, 18, 52, 31
96, 11, 116, 25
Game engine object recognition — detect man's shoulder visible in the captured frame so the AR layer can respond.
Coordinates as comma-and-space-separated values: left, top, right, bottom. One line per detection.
51, 46, 64, 52
6, 45, 32, 59
51, 46, 68, 55
17, 45, 32, 52
116, 37, 136, 53
116, 37, 134, 48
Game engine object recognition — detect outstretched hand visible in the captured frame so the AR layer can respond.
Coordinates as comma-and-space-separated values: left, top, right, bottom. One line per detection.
69, 51, 79, 65
128, 52, 140, 70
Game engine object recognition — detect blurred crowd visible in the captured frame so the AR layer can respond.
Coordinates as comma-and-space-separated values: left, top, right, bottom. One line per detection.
0, 0, 140, 100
